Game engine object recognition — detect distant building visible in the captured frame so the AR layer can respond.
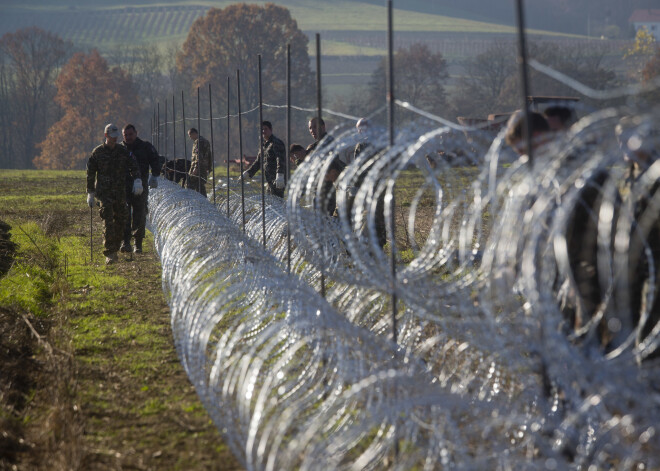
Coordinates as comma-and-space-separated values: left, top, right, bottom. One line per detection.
629, 9, 660, 41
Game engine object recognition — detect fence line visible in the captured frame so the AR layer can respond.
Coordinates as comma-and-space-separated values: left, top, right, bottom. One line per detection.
142, 17, 660, 469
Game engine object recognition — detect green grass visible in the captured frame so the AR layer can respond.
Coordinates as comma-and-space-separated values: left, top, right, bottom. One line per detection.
0, 169, 241, 469
314, 40, 385, 56
0, 1, 579, 55
0, 222, 62, 316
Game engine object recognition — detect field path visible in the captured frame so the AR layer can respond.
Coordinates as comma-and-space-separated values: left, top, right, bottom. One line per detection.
0, 170, 243, 470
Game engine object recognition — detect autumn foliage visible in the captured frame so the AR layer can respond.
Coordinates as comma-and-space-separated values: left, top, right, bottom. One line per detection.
642, 47, 660, 83
176, 3, 314, 110
34, 50, 139, 170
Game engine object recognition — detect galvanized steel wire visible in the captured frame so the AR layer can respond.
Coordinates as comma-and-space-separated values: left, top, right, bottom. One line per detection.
147, 89, 660, 468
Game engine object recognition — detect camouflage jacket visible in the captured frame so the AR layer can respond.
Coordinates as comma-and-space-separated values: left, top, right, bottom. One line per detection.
189, 135, 212, 177
246, 134, 286, 183
87, 142, 140, 201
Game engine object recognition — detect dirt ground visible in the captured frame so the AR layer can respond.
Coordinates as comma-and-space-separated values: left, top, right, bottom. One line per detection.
0, 171, 244, 470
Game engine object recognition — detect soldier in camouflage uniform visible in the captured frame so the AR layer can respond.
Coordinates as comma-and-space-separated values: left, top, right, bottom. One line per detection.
87, 123, 142, 265
241, 121, 287, 198
120, 124, 161, 254
186, 128, 213, 197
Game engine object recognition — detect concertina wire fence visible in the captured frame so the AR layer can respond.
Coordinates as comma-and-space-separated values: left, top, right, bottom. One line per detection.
144, 49, 660, 469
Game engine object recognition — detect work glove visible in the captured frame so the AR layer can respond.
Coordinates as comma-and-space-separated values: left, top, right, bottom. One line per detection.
274, 173, 285, 189
241, 171, 250, 181
87, 192, 95, 208
149, 175, 158, 189
133, 179, 144, 196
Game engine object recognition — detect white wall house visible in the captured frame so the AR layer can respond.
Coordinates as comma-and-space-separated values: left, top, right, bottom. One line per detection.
629, 9, 660, 41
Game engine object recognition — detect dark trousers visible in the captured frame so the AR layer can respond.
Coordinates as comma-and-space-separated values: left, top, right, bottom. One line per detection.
267, 181, 285, 198
124, 189, 148, 244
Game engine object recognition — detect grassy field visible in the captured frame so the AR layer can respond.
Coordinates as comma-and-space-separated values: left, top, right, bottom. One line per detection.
0, 0, 576, 54
0, 170, 243, 470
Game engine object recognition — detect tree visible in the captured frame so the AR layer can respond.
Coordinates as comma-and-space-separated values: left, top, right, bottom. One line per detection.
517, 42, 618, 108
365, 43, 450, 119
625, 27, 657, 59
107, 43, 172, 142
625, 27, 658, 81
0, 27, 72, 168
452, 41, 517, 118
452, 40, 620, 119
34, 50, 140, 169
478, 41, 618, 114
176, 3, 314, 149
109, 43, 170, 113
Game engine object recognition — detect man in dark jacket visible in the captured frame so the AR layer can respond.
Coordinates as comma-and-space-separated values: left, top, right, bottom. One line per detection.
306, 117, 346, 215
120, 124, 161, 254
242, 121, 287, 198
87, 123, 141, 264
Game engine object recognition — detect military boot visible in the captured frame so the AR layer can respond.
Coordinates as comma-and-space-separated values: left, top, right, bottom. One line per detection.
105, 252, 118, 265
134, 239, 143, 254
120, 240, 133, 253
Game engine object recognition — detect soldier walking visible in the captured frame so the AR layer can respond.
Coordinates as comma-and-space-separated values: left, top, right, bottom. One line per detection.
120, 124, 161, 254
241, 121, 287, 197
186, 128, 213, 197
86, 123, 142, 265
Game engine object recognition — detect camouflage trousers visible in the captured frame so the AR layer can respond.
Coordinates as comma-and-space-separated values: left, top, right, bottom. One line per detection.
186, 173, 207, 197
124, 189, 148, 244
99, 198, 128, 256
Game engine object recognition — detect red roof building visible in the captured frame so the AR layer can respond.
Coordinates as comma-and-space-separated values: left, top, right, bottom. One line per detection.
629, 9, 660, 40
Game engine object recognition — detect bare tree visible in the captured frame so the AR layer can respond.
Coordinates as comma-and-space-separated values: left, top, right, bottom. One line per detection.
0, 27, 72, 168
453, 41, 517, 118
452, 40, 620, 118
109, 43, 166, 110
366, 43, 451, 120
108, 43, 171, 137
497, 41, 620, 110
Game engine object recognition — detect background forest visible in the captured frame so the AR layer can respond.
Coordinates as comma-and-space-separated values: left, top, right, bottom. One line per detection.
0, 0, 659, 169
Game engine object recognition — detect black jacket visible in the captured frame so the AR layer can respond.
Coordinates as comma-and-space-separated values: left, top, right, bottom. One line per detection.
121, 137, 161, 191
246, 134, 286, 183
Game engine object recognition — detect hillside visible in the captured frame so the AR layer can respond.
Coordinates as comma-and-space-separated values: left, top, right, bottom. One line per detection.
0, 0, 581, 55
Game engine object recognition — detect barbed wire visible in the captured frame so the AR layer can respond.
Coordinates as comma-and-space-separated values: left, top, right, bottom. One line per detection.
529, 59, 660, 101
148, 79, 660, 467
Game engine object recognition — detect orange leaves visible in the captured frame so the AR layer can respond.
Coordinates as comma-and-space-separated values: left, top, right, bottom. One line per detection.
34, 50, 140, 170
176, 3, 313, 109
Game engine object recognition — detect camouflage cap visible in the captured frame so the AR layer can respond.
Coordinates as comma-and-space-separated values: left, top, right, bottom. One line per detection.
104, 123, 120, 138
